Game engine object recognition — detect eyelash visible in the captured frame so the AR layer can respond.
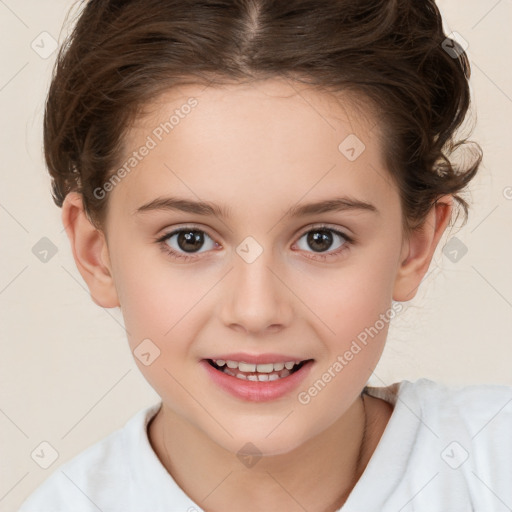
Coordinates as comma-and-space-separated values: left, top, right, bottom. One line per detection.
155, 224, 354, 263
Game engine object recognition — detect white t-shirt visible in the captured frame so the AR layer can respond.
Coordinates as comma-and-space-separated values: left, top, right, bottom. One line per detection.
18, 378, 512, 512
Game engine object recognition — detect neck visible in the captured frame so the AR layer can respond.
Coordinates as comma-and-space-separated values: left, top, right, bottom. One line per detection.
148, 393, 372, 512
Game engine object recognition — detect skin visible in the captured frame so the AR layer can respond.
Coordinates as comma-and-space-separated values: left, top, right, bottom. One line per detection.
62, 78, 452, 511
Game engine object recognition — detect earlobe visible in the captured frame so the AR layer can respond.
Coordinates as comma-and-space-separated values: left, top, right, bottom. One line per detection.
61, 192, 120, 308
393, 196, 453, 302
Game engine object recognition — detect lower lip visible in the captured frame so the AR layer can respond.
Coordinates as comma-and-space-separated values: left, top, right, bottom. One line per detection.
200, 359, 314, 402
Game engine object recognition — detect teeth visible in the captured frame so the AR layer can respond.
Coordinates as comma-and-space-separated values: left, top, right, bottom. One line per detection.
256, 363, 274, 373
238, 362, 256, 372
214, 360, 301, 381
216, 359, 300, 372
210, 359, 306, 382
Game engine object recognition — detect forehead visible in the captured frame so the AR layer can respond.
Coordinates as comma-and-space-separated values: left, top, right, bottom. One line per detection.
132, 78, 379, 148
109, 78, 397, 222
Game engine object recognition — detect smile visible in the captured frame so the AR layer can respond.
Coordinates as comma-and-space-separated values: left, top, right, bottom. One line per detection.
207, 359, 309, 381
201, 353, 315, 401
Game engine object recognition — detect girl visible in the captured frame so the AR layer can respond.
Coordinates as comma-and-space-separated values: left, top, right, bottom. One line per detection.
19, 0, 511, 511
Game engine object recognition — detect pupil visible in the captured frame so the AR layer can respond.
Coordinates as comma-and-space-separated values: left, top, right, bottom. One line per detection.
308, 230, 332, 252
178, 230, 204, 252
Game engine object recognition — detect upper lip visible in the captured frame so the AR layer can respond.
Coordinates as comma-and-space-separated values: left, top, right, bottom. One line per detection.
205, 353, 311, 365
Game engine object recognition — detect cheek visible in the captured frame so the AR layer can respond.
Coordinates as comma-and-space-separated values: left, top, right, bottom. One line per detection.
114, 261, 205, 413
118, 276, 172, 347
113, 248, 195, 353
292, 254, 400, 438
294, 239, 400, 343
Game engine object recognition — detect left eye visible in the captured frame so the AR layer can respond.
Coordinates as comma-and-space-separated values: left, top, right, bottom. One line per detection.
294, 227, 351, 257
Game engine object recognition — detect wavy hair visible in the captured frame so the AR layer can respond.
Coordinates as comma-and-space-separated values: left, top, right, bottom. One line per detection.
44, 0, 482, 233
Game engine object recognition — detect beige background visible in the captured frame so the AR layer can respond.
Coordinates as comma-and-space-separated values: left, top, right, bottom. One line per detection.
1, 0, 511, 510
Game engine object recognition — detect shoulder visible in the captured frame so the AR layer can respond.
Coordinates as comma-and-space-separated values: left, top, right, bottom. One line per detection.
368, 377, 512, 421
366, 377, 512, 475
409, 378, 512, 470
369, 377, 512, 446
17, 402, 162, 512
395, 379, 512, 485
356, 378, 512, 510
395, 377, 512, 433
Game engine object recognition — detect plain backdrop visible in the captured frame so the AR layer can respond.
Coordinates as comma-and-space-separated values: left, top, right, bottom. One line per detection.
1, 1, 511, 510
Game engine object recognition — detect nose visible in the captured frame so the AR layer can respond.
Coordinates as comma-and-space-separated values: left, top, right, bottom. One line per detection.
219, 250, 293, 335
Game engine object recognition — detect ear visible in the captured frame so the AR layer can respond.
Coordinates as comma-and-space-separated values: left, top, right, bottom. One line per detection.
61, 192, 120, 308
393, 195, 453, 302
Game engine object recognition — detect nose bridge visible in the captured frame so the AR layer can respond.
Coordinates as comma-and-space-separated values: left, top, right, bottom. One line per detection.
220, 239, 292, 334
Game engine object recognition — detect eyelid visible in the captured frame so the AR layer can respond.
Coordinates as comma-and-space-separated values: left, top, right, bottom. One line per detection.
155, 223, 215, 241
295, 222, 353, 240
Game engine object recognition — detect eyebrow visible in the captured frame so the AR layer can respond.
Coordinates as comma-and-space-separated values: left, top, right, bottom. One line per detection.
133, 195, 379, 218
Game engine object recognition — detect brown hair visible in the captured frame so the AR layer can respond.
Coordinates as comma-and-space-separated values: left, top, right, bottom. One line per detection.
45, 0, 482, 233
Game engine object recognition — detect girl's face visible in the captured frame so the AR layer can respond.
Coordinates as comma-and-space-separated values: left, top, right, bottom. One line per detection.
100, 79, 409, 455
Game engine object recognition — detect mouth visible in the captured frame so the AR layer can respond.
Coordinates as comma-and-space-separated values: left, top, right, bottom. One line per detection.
201, 356, 315, 402
206, 358, 312, 381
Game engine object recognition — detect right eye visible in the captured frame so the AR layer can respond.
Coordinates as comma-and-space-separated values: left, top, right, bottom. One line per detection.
156, 227, 219, 261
